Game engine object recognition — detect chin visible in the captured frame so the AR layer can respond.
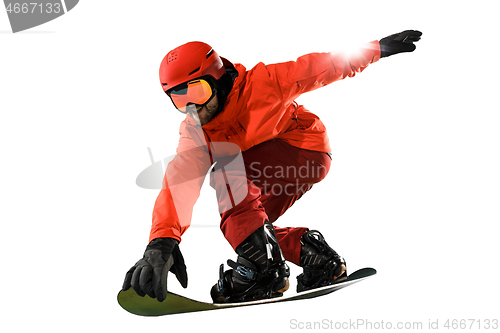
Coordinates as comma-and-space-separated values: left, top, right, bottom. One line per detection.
201, 116, 214, 126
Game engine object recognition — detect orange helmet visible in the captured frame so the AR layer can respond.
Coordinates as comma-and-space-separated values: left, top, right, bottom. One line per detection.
159, 41, 225, 92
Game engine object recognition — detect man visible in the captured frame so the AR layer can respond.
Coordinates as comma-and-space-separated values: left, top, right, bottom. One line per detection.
122, 30, 422, 303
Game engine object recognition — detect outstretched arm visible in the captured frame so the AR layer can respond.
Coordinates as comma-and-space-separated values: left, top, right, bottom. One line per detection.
267, 30, 422, 103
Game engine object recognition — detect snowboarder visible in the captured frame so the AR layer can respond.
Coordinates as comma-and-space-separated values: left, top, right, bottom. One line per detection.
122, 30, 422, 303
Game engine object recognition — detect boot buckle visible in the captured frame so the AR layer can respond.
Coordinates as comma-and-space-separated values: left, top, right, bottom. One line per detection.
236, 265, 257, 280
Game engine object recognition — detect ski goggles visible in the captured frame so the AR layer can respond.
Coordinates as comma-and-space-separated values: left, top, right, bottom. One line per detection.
167, 78, 215, 113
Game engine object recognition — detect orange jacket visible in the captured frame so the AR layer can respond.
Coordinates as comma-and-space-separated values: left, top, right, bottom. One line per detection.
149, 41, 381, 243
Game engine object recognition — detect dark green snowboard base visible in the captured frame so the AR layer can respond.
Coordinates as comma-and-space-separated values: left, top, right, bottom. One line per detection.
118, 267, 376, 316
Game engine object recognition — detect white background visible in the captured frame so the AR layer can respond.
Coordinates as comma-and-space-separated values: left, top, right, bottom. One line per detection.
1, 1, 499, 332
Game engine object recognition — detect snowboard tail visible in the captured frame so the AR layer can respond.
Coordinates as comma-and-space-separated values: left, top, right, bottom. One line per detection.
117, 267, 376, 316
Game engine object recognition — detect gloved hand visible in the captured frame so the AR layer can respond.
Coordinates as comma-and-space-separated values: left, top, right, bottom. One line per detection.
379, 30, 422, 58
122, 237, 188, 302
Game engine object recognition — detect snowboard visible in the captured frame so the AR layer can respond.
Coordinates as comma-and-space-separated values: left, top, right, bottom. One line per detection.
117, 267, 376, 316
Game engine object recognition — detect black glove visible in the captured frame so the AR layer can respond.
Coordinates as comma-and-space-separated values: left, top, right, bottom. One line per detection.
122, 237, 188, 302
379, 30, 422, 58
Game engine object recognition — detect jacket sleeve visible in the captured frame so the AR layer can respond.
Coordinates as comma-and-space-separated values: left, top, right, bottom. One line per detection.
149, 121, 212, 243
266, 40, 381, 103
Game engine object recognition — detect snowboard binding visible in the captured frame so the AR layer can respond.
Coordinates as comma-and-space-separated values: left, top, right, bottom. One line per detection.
297, 229, 347, 292
211, 222, 290, 303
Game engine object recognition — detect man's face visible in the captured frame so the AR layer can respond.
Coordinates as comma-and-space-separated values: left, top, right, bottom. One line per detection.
193, 94, 219, 126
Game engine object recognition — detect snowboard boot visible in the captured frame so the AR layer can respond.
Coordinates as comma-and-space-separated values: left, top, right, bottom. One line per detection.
210, 221, 290, 303
296, 229, 347, 292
